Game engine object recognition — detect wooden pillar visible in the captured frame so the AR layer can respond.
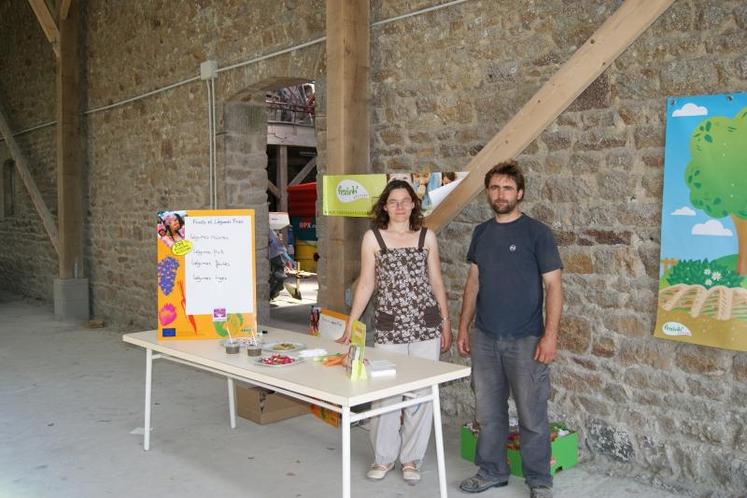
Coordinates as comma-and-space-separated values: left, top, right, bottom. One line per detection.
277, 145, 288, 213
56, 0, 84, 278
325, 0, 370, 311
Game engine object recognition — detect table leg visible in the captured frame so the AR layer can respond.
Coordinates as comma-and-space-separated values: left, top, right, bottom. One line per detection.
432, 384, 447, 498
227, 377, 236, 429
342, 406, 351, 498
144, 348, 153, 451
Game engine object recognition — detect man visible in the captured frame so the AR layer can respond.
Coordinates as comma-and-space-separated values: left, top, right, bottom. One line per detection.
457, 161, 563, 498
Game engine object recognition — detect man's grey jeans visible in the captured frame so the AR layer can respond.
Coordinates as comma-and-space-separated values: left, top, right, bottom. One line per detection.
471, 329, 552, 488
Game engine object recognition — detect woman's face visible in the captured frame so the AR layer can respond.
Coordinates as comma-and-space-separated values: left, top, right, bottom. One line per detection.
383, 188, 414, 222
168, 216, 181, 231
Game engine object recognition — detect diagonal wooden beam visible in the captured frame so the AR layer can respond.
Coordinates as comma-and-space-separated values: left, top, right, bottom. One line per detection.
424, 0, 675, 231
60, 0, 72, 20
0, 99, 61, 256
267, 180, 280, 199
27, 0, 60, 57
289, 157, 316, 186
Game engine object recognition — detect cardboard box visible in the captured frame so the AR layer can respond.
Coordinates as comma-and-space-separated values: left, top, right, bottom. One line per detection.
309, 404, 341, 427
460, 425, 578, 477
235, 385, 308, 424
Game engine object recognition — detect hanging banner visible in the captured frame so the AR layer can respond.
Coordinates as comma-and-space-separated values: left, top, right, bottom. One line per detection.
156, 209, 257, 340
322, 171, 467, 217
654, 93, 747, 351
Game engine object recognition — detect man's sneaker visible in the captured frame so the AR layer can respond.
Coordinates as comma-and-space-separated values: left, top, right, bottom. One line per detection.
530, 486, 553, 498
366, 462, 394, 480
458, 474, 508, 493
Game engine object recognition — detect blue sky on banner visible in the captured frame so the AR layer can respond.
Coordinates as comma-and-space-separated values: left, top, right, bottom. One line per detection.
660, 92, 747, 267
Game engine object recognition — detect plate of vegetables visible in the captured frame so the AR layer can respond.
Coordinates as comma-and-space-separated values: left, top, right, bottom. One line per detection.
262, 341, 306, 353
254, 354, 303, 367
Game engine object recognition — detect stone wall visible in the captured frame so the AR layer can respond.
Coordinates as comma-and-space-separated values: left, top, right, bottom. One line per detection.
1, 0, 746, 495
0, 1, 57, 301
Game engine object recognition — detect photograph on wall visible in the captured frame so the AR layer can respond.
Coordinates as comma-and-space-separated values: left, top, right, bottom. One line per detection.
654, 92, 747, 352
156, 209, 257, 340
322, 171, 467, 217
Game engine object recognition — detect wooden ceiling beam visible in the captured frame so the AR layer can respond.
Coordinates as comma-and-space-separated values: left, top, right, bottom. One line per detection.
26, 0, 60, 57
424, 0, 675, 231
60, 0, 72, 20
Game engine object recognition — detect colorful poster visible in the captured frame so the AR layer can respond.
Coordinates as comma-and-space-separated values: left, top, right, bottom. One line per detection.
156, 209, 257, 340
654, 93, 747, 351
322, 171, 466, 217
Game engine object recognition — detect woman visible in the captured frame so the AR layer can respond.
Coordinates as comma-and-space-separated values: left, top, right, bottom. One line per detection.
337, 179, 452, 484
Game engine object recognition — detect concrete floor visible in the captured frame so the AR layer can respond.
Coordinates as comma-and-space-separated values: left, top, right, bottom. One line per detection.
0, 290, 681, 498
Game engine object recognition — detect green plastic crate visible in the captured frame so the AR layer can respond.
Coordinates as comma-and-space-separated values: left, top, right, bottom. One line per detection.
460, 425, 578, 477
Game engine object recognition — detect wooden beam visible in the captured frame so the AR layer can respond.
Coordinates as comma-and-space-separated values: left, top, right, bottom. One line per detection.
267, 181, 280, 199
60, 0, 72, 20
325, 0, 370, 312
0, 99, 61, 256
277, 145, 288, 213
56, 0, 84, 278
289, 157, 316, 186
26, 0, 60, 57
424, 0, 675, 231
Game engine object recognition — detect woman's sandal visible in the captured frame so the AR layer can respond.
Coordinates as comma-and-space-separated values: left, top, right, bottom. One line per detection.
401, 463, 421, 484
366, 462, 394, 480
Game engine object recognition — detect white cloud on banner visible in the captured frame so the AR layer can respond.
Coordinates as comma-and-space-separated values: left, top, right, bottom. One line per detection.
672, 206, 696, 216
691, 219, 733, 237
672, 103, 708, 117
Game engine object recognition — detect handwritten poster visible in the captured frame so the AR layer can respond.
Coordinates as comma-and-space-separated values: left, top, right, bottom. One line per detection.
156, 209, 257, 340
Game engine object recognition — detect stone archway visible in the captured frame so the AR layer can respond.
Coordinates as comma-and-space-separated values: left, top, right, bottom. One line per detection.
223, 77, 317, 323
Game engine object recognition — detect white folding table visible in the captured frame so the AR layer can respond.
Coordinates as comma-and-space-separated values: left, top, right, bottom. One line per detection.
123, 327, 470, 498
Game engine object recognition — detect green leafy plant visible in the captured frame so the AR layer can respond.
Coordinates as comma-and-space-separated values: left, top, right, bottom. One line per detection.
667, 259, 744, 289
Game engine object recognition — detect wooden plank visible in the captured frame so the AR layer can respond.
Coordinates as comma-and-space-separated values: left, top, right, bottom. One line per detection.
289, 157, 316, 186
424, 0, 675, 231
60, 0, 72, 20
56, 0, 83, 278
0, 99, 60, 256
267, 181, 280, 199
325, 0, 370, 311
277, 145, 288, 213
26, 0, 60, 57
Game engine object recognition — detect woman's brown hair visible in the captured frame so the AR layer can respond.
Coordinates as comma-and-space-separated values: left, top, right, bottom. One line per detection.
370, 179, 423, 231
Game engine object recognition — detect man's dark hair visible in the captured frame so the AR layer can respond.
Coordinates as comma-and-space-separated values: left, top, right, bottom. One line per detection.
484, 160, 525, 193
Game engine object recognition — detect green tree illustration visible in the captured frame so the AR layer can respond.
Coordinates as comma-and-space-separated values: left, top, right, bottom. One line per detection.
685, 106, 747, 275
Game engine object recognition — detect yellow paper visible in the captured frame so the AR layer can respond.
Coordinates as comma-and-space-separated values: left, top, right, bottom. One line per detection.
350, 320, 367, 381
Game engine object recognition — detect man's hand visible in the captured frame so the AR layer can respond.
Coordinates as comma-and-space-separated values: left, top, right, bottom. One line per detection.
456, 329, 471, 357
534, 334, 557, 364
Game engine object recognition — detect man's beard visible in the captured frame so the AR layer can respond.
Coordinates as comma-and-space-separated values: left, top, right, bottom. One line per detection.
491, 199, 516, 215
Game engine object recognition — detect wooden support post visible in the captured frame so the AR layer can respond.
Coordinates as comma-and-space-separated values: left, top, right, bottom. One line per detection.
325, 0, 370, 311
424, 0, 675, 231
277, 145, 288, 213
0, 99, 60, 255
56, 0, 84, 278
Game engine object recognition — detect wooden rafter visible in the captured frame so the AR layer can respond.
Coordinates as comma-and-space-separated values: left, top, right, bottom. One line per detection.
424, 0, 675, 230
60, 0, 72, 20
289, 157, 316, 186
26, 0, 60, 57
0, 99, 61, 256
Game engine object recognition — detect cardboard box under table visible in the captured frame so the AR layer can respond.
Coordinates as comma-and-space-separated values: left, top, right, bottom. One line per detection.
460, 425, 578, 477
236, 385, 308, 424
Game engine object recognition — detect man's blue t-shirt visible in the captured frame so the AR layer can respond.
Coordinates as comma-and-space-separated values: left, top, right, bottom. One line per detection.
466, 214, 562, 339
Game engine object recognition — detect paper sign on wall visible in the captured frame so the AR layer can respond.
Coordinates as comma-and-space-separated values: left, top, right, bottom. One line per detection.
156, 209, 257, 340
